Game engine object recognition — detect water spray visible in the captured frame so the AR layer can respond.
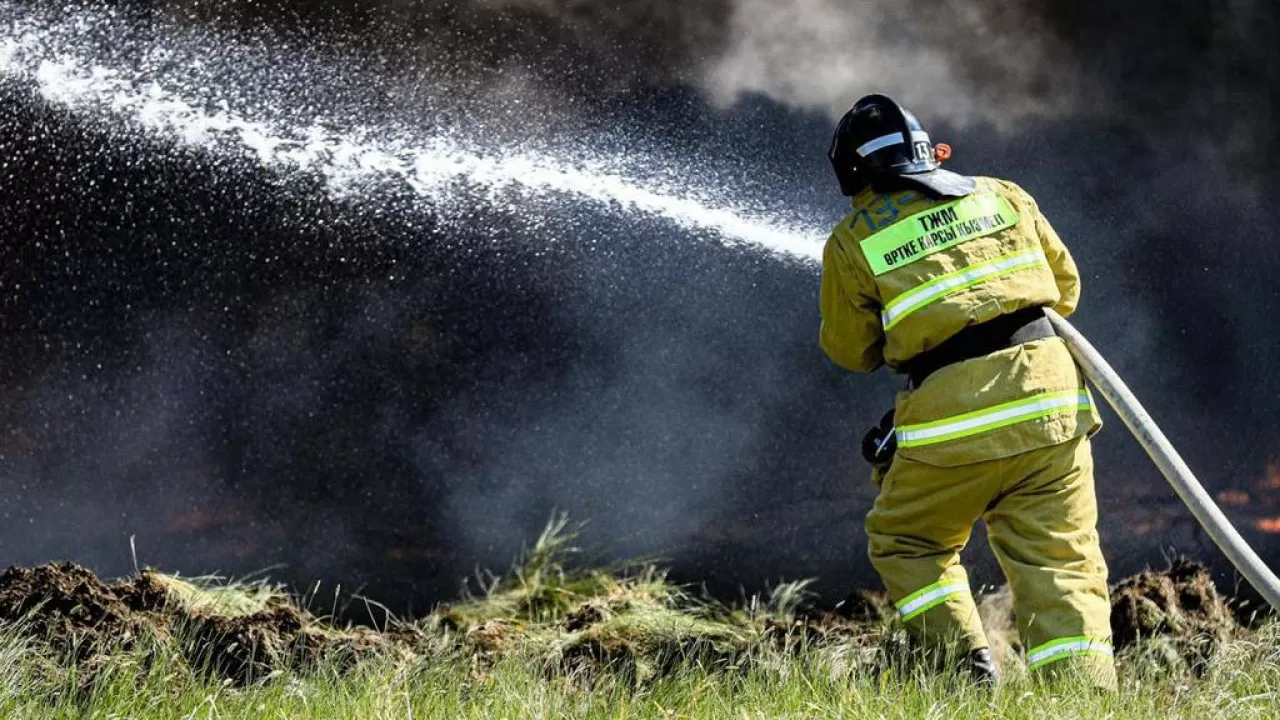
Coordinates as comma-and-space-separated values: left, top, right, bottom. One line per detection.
1047, 310, 1280, 610
0, 4, 825, 264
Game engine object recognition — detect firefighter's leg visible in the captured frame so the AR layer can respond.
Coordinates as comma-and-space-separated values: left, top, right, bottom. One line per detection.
866, 455, 999, 657
984, 436, 1116, 688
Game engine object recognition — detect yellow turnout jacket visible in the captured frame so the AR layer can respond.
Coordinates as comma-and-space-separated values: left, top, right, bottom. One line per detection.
820, 177, 1101, 467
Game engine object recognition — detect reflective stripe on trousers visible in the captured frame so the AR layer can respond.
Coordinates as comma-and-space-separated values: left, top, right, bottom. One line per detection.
897, 390, 1093, 448
895, 579, 970, 622
1027, 636, 1113, 670
882, 248, 1048, 330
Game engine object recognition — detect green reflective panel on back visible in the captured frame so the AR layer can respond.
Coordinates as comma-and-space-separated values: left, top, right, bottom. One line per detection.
860, 193, 1020, 276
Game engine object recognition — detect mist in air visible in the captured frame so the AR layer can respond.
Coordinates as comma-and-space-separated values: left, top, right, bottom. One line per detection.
1, 0, 1277, 612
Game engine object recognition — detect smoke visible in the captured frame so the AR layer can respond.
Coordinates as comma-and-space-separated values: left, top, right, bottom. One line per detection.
138, 0, 1082, 128
0, 1, 839, 607
465, 0, 1087, 126
143, 0, 1280, 180
459, 0, 1280, 189
706, 0, 1081, 126
2, 0, 1279, 611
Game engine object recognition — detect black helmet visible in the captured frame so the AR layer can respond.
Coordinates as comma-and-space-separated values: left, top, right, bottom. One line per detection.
828, 93, 976, 199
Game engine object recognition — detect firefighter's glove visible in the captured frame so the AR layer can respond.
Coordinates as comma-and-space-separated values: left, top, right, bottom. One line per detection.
860, 409, 897, 471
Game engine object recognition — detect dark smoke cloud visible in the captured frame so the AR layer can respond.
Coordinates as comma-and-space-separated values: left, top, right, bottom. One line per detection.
146, 0, 1076, 125
169, 0, 1278, 469
705, 0, 1081, 126
3, 0, 1279, 613
142, 0, 1280, 182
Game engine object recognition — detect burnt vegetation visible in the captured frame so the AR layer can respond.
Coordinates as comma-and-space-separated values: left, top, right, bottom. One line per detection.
0, 519, 1265, 695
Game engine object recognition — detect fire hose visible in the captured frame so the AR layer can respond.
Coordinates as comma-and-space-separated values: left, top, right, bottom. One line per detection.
1045, 309, 1280, 611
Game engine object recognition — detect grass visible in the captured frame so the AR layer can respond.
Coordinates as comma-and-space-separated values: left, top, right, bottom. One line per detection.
147, 572, 288, 618
2, 628, 1279, 719
0, 517, 1276, 719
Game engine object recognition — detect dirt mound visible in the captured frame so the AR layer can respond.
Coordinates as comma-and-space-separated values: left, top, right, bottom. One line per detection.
184, 605, 306, 684
0, 563, 392, 686
0, 557, 1261, 687
554, 601, 754, 685
1110, 557, 1238, 671
0, 563, 159, 662
768, 591, 893, 649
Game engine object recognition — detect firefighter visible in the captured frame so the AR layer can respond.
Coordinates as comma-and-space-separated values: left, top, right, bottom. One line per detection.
820, 94, 1116, 687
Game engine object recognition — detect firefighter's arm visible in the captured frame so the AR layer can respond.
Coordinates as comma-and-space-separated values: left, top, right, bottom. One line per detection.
1034, 204, 1082, 317
819, 233, 885, 372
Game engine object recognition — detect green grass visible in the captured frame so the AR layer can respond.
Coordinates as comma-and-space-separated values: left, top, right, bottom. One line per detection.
1, 518, 1276, 718
2, 627, 1278, 719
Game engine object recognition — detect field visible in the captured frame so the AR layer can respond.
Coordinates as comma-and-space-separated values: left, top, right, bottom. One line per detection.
0, 518, 1276, 719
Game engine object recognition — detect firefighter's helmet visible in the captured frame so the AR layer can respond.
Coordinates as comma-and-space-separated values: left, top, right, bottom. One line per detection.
828, 93, 975, 198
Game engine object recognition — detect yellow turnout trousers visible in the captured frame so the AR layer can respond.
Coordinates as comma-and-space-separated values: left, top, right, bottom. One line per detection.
867, 434, 1116, 685
819, 175, 1116, 683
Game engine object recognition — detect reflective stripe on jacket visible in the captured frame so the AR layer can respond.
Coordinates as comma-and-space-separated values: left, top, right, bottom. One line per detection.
819, 176, 1101, 466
